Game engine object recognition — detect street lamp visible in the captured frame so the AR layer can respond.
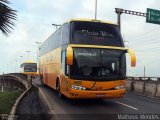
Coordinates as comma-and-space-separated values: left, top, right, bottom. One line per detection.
144, 66, 146, 78
35, 41, 41, 63
52, 24, 61, 29
95, 0, 97, 19
10, 62, 13, 73
15, 59, 17, 73
6, 64, 9, 73
20, 56, 23, 62
26, 51, 30, 61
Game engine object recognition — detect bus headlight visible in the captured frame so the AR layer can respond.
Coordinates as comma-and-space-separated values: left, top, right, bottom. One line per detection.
115, 86, 125, 90
71, 85, 86, 90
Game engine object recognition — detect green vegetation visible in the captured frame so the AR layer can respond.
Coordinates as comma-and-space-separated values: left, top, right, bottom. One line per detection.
0, 91, 23, 114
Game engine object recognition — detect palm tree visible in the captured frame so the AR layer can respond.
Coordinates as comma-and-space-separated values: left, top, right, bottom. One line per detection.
0, 0, 17, 36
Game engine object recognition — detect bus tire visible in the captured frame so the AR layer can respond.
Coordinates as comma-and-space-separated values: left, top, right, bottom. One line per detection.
56, 80, 64, 99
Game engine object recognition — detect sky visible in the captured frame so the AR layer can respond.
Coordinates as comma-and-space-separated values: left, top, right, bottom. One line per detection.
0, 0, 160, 77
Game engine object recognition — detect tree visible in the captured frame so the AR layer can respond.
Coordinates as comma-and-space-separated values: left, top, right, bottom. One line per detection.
0, 0, 17, 36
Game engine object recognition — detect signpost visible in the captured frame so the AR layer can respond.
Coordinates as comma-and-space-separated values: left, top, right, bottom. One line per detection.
146, 8, 160, 25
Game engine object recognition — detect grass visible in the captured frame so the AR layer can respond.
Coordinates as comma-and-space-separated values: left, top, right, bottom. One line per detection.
0, 91, 23, 114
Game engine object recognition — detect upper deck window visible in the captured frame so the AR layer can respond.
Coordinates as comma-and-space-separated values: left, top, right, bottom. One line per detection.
71, 21, 124, 47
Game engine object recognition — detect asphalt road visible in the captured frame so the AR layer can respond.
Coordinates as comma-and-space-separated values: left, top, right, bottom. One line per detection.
32, 78, 160, 120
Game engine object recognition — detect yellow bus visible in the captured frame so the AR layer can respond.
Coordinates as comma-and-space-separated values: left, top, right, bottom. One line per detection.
20, 61, 37, 77
39, 19, 136, 99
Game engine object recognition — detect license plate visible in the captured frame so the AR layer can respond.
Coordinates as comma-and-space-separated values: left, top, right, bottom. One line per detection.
96, 94, 105, 97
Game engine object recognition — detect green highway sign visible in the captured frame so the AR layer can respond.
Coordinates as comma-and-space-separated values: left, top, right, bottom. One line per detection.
146, 8, 160, 25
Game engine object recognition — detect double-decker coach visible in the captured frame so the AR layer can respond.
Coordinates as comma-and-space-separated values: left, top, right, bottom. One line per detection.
39, 19, 136, 99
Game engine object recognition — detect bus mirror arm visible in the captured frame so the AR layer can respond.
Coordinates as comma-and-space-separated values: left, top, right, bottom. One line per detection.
127, 49, 136, 67
66, 46, 73, 65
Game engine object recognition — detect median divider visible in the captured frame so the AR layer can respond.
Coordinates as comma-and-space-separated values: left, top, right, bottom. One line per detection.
144, 81, 157, 97
133, 80, 145, 94
156, 83, 160, 97
126, 77, 160, 99
125, 80, 134, 91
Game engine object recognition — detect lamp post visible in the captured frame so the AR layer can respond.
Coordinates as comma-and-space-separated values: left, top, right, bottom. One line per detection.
10, 62, 13, 73
6, 64, 9, 73
20, 56, 23, 63
15, 59, 17, 73
35, 42, 41, 63
52, 24, 61, 29
26, 51, 30, 61
144, 66, 146, 78
95, 0, 97, 19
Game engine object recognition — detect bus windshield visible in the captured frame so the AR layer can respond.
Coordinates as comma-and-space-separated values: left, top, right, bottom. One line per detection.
70, 48, 126, 81
24, 63, 37, 72
71, 21, 124, 47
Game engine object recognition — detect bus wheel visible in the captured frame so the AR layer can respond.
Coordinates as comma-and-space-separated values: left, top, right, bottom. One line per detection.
56, 80, 64, 99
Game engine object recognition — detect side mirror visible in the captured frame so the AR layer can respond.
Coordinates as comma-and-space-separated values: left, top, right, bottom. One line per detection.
66, 45, 73, 65
127, 49, 136, 67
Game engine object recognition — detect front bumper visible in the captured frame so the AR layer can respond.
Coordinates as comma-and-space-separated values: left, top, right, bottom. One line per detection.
66, 89, 126, 99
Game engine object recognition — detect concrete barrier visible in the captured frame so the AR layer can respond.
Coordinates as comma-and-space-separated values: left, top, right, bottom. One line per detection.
156, 84, 160, 97
133, 81, 145, 94
126, 80, 134, 91
144, 82, 157, 97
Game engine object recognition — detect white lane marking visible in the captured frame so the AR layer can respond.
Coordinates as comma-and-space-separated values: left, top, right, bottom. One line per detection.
115, 101, 138, 110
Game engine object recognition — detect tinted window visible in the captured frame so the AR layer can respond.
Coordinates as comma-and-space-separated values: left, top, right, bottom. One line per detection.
62, 23, 70, 46
70, 48, 126, 81
24, 63, 37, 72
71, 21, 124, 47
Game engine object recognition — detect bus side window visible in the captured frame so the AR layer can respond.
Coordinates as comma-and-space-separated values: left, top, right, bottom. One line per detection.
62, 23, 69, 46
61, 51, 68, 75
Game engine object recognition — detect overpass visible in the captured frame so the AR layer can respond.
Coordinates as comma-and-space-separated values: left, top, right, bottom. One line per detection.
0, 73, 32, 92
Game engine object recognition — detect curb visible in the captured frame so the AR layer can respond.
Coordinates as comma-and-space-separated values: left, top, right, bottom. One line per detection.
8, 86, 33, 120
33, 84, 56, 114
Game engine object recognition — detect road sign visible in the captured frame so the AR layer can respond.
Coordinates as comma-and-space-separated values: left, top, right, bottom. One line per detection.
146, 8, 160, 25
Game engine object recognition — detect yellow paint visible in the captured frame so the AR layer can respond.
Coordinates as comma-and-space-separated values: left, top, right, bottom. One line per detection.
70, 44, 126, 50
127, 48, 136, 67
66, 45, 73, 65
65, 18, 117, 26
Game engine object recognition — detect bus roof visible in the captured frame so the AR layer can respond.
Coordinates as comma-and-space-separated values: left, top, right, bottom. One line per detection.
23, 60, 36, 63
66, 18, 117, 26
